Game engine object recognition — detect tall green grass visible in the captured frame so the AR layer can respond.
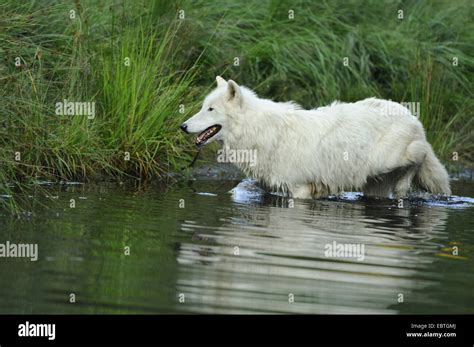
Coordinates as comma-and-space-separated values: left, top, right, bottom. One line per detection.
0, 0, 201, 210
183, 0, 473, 162
1, 0, 473, 210
98, 21, 201, 177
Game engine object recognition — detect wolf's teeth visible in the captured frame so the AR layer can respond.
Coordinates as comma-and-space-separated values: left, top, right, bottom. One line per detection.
196, 125, 219, 145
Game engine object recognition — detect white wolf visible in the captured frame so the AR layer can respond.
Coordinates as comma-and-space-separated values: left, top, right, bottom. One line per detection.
181, 76, 451, 199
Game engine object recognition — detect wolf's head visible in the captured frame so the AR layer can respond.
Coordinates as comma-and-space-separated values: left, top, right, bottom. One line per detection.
180, 76, 245, 147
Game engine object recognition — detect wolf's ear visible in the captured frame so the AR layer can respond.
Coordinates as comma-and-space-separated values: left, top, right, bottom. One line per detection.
216, 76, 227, 88
227, 80, 242, 103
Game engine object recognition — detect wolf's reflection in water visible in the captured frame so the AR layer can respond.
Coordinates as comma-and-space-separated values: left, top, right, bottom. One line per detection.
176, 180, 452, 314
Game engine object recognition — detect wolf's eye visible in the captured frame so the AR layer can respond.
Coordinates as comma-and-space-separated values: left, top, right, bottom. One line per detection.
208, 107, 214, 111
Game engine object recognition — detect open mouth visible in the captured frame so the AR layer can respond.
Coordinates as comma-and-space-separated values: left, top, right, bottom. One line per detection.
195, 124, 222, 146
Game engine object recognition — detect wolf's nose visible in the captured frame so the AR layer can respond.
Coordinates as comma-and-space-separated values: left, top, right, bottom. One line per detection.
180, 123, 188, 133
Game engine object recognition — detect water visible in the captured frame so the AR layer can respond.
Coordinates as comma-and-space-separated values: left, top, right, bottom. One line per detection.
0, 175, 473, 314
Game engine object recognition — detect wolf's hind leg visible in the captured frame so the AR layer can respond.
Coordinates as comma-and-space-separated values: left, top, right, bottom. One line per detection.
394, 165, 418, 198
364, 140, 428, 198
392, 141, 428, 197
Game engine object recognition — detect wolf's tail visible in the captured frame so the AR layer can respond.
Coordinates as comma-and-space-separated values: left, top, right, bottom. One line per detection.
415, 146, 451, 195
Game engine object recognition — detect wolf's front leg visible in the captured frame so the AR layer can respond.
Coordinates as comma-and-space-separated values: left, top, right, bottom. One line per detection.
292, 183, 330, 199
291, 184, 313, 199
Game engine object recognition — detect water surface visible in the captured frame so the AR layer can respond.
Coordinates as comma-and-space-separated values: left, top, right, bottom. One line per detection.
0, 176, 473, 314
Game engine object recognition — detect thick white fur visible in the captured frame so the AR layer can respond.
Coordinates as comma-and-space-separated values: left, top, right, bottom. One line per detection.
183, 77, 451, 199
